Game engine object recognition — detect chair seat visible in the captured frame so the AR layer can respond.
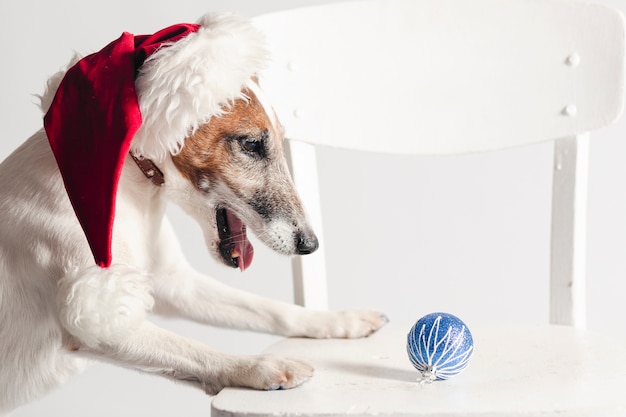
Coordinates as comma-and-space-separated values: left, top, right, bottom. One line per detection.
212, 323, 626, 417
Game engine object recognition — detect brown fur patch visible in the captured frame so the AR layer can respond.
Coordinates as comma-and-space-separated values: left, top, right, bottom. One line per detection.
172, 84, 281, 189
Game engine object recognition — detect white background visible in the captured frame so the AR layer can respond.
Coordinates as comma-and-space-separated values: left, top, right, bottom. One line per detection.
2, 0, 625, 416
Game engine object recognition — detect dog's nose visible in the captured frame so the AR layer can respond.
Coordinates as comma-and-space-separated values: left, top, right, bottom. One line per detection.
295, 232, 319, 255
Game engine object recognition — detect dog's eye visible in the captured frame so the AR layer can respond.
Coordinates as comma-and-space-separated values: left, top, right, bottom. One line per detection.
241, 138, 261, 153
238, 137, 265, 157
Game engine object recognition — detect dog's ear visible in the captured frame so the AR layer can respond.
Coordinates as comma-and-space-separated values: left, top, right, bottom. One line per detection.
43, 24, 199, 268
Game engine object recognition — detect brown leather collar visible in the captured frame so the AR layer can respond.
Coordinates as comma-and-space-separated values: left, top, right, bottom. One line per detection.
130, 153, 164, 186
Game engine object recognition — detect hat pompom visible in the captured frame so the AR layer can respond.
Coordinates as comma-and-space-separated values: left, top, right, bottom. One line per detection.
132, 13, 268, 162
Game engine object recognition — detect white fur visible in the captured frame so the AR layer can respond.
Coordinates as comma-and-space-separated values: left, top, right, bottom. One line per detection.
0, 13, 387, 414
133, 13, 267, 162
57, 265, 154, 348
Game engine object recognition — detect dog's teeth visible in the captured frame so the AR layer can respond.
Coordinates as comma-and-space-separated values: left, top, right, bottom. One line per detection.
231, 251, 240, 259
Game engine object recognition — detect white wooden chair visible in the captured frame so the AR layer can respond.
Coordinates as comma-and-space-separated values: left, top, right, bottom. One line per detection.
212, 0, 626, 415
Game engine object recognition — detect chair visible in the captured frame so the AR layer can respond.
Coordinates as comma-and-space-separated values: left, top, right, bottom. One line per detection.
212, 0, 626, 415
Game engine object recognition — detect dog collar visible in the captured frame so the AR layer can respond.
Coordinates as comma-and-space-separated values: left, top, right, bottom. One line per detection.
130, 153, 164, 186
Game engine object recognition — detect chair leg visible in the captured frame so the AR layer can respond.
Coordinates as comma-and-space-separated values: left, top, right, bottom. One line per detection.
285, 139, 329, 310
550, 134, 589, 328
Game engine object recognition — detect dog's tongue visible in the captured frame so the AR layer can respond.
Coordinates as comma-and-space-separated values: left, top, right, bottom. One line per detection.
226, 210, 254, 271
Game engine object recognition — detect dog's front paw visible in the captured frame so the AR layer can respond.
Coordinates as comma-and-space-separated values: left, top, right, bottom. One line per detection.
206, 354, 314, 395
246, 354, 314, 391
301, 309, 389, 339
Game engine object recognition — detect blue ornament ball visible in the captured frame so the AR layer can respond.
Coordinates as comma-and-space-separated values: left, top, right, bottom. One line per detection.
406, 312, 474, 381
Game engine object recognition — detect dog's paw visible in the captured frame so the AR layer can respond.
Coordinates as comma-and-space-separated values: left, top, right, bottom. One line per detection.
203, 354, 314, 395
300, 309, 389, 339
246, 354, 314, 391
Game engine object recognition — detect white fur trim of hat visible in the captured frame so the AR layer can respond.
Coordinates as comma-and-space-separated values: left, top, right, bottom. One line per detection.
132, 13, 268, 162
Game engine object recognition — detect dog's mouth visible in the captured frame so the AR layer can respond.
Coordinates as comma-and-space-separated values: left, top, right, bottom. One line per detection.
216, 207, 254, 271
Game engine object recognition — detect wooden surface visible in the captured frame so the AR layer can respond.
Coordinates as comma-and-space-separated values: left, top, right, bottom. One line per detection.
212, 323, 626, 416
253, 0, 626, 155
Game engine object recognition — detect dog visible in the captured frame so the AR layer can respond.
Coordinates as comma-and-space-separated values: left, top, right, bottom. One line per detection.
0, 13, 387, 414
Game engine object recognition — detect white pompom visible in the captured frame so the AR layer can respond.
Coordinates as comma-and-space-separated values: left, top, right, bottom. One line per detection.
57, 264, 154, 348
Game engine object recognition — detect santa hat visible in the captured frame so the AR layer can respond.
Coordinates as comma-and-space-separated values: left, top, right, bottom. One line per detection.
43, 13, 267, 268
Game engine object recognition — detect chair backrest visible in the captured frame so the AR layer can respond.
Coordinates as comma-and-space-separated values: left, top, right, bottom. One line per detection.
251, 0, 626, 327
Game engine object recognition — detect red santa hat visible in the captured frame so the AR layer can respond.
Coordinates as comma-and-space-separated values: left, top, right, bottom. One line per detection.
43, 14, 267, 268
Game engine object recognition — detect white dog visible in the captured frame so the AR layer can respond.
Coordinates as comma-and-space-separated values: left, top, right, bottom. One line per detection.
0, 13, 387, 414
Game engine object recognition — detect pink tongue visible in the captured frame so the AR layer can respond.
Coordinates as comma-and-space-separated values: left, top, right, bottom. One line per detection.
225, 210, 254, 271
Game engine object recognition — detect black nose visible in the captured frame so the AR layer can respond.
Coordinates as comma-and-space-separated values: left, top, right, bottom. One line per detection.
295, 232, 319, 255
